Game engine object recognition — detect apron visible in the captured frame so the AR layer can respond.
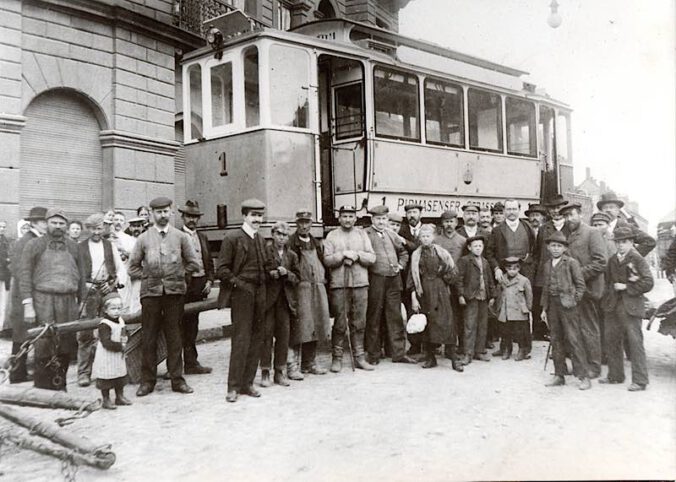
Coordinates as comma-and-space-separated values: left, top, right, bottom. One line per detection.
92, 318, 127, 380
292, 248, 331, 345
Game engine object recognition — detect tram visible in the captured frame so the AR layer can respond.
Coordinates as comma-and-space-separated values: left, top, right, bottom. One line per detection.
181, 12, 574, 241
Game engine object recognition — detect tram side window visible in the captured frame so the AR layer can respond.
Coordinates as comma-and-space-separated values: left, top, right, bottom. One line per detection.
269, 45, 309, 128
188, 64, 203, 140
468, 88, 503, 152
244, 47, 260, 127
374, 67, 420, 141
211, 62, 233, 127
506, 97, 536, 157
424, 79, 463, 147
334, 83, 363, 140
538, 105, 556, 167
556, 112, 570, 163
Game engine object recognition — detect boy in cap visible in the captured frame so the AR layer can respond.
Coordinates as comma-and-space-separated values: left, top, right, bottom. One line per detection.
128, 196, 199, 397
600, 226, 654, 391
217, 199, 270, 402
493, 257, 532, 360
541, 231, 591, 390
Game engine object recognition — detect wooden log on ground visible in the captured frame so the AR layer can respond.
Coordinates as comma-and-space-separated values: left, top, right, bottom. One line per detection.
0, 386, 100, 412
0, 404, 115, 469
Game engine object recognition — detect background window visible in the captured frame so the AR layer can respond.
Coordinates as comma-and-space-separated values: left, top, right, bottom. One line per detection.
556, 113, 570, 163
425, 79, 463, 147
211, 62, 233, 127
468, 88, 503, 152
269, 45, 309, 128
244, 47, 260, 127
506, 97, 536, 156
188, 64, 203, 139
334, 83, 363, 139
374, 67, 420, 141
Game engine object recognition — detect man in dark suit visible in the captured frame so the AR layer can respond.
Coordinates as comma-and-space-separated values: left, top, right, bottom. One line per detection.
597, 191, 656, 257
180, 200, 214, 375
8, 207, 47, 383
398, 203, 424, 357
217, 199, 269, 403
456, 204, 491, 241
525, 203, 549, 341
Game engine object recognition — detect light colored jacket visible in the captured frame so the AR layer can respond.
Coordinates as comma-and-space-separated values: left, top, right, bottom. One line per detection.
495, 273, 532, 322
323, 227, 375, 288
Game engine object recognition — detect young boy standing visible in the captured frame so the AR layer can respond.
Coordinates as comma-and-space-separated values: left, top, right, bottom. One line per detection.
601, 226, 654, 391
541, 231, 591, 390
494, 257, 533, 360
456, 236, 495, 365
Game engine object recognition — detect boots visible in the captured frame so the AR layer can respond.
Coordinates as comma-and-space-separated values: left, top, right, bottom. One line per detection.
578, 377, 592, 391
330, 345, 343, 373
274, 369, 290, 387
287, 347, 304, 381
514, 348, 527, 361
447, 346, 463, 372
115, 387, 133, 406
546, 375, 565, 387
101, 390, 116, 410
353, 334, 374, 371
260, 369, 272, 387
355, 355, 375, 371
422, 344, 437, 369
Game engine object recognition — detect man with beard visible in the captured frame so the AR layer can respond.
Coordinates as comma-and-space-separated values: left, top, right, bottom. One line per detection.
77, 213, 125, 387
217, 199, 269, 403
126, 217, 146, 238
129, 197, 199, 397
560, 202, 608, 379
324, 205, 376, 372
20, 209, 86, 390
436, 208, 466, 366
8, 207, 47, 383
597, 192, 655, 257
179, 200, 214, 375
525, 203, 548, 341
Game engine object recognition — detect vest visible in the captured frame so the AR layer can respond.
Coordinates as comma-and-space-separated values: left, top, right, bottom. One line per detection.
504, 223, 530, 258
79, 239, 117, 283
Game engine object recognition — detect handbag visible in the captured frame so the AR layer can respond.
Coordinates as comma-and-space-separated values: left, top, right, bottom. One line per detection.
406, 313, 427, 334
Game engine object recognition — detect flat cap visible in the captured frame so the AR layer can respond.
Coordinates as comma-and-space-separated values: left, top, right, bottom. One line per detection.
462, 204, 479, 213
613, 226, 635, 241
369, 205, 389, 216
440, 209, 458, 220
295, 209, 313, 221
404, 203, 423, 212
590, 212, 612, 224
388, 212, 403, 223
84, 213, 105, 228
46, 208, 68, 222
545, 231, 569, 245
503, 256, 522, 265
559, 202, 582, 214
128, 216, 146, 224
241, 198, 265, 210
465, 235, 485, 245
149, 196, 172, 209
338, 205, 356, 214
491, 202, 504, 213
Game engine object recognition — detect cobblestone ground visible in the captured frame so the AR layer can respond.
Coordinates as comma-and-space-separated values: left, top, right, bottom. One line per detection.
1, 281, 675, 481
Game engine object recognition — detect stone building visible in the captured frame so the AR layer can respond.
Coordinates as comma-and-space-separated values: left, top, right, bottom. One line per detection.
0, 0, 409, 235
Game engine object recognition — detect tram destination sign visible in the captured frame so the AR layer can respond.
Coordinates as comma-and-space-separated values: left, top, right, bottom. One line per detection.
371, 193, 536, 217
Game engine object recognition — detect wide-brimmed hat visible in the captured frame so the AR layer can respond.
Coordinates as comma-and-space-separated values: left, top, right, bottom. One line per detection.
597, 191, 624, 210
543, 194, 569, 208
613, 226, 635, 241
590, 212, 612, 224
26, 206, 48, 221
545, 231, 569, 245
178, 200, 203, 216
525, 203, 547, 216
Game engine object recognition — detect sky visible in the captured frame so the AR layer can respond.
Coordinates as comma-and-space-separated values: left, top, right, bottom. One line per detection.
399, 0, 676, 229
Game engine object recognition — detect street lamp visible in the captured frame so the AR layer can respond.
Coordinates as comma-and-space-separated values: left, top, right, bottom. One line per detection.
547, 0, 562, 28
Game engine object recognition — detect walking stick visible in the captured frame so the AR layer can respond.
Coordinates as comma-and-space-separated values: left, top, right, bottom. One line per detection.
543, 340, 551, 371
343, 264, 356, 372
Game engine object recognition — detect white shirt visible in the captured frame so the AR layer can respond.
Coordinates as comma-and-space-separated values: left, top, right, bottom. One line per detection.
609, 218, 618, 232
242, 223, 257, 239
155, 225, 169, 235
506, 219, 520, 232
464, 225, 478, 238
410, 223, 421, 238
88, 239, 125, 284
553, 218, 566, 231
552, 257, 562, 268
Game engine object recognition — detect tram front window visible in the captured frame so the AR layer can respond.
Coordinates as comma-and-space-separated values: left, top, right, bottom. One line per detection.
374, 67, 420, 141
334, 83, 363, 139
188, 64, 203, 140
269, 45, 309, 128
506, 97, 536, 157
244, 47, 260, 127
424, 79, 463, 147
468, 88, 503, 153
211, 62, 233, 127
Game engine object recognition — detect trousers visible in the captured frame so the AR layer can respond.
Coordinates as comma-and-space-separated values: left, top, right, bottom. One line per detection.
445, 286, 462, 356
365, 274, 406, 361
183, 276, 207, 367
605, 305, 649, 385
261, 293, 290, 371
78, 286, 106, 379
578, 294, 602, 376
499, 320, 530, 352
228, 285, 265, 392
140, 294, 185, 386
464, 299, 488, 357
547, 296, 589, 378
330, 287, 368, 356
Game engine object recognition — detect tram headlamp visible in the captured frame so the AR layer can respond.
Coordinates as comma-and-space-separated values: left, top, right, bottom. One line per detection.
206, 27, 224, 49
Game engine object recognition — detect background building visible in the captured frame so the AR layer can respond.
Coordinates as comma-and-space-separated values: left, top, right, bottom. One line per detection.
0, 0, 408, 235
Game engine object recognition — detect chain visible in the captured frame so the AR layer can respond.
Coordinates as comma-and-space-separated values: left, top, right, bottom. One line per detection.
61, 455, 79, 482
0, 323, 53, 384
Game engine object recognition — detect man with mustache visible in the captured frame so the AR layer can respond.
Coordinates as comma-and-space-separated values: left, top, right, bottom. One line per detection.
20, 208, 86, 390
129, 197, 199, 397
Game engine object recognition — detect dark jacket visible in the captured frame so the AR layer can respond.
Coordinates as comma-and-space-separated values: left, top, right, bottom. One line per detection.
455, 254, 496, 301
455, 225, 493, 257
541, 255, 586, 310
535, 221, 571, 287
398, 221, 421, 254
602, 248, 654, 317
615, 218, 656, 257
566, 222, 607, 300
489, 220, 537, 278
9, 231, 39, 342
265, 244, 300, 314
0, 234, 11, 283
216, 228, 269, 308
182, 227, 215, 283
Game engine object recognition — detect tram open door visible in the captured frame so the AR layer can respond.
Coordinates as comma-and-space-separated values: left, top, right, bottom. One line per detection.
317, 55, 366, 225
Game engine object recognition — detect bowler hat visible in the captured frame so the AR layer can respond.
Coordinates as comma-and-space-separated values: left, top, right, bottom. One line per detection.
404, 203, 423, 212
440, 209, 458, 220
543, 194, 568, 208
149, 196, 172, 209
503, 256, 522, 265
338, 205, 356, 214
597, 191, 624, 210
590, 212, 611, 224
178, 200, 203, 216
295, 209, 313, 221
560, 202, 582, 214
545, 231, 569, 245
465, 235, 485, 246
491, 202, 504, 213
26, 206, 48, 221
525, 203, 547, 216
461, 204, 479, 213
241, 198, 265, 211
46, 208, 68, 223
369, 205, 389, 216
613, 226, 635, 241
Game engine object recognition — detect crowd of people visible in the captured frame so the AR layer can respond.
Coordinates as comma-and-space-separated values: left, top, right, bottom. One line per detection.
0, 190, 658, 407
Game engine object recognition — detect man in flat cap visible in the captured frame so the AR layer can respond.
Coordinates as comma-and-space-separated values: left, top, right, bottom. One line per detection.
20, 208, 86, 390
560, 201, 608, 379
286, 209, 331, 379
364, 205, 414, 365
129, 197, 199, 397
8, 206, 47, 383
217, 198, 270, 402
597, 191, 655, 257
398, 203, 425, 357
179, 200, 214, 375
324, 205, 376, 372
456, 204, 490, 242
76, 212, 125, 387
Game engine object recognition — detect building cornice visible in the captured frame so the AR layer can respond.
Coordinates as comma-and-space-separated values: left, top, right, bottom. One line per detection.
100, 130, 180, 156
0, 114, 27, 134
